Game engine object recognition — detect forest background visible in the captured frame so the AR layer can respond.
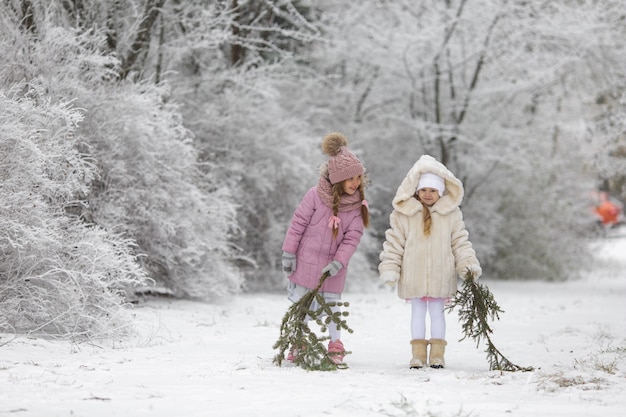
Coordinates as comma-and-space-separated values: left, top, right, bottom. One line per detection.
1, 0, 625, 340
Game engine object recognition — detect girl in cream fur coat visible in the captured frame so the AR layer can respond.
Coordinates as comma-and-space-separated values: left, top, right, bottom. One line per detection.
379, 155, 481, 369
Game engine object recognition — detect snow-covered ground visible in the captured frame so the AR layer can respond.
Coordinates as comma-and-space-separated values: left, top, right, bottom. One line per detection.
1, 235, 625, 417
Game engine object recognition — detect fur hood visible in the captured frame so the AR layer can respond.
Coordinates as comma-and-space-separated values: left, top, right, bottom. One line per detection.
392, 155, 464, 215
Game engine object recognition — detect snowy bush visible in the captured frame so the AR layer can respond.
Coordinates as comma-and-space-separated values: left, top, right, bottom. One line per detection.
0, 85, 147, 337
7, 9, 244, 299
79, 82, 243, 300
0, 10, 241, 344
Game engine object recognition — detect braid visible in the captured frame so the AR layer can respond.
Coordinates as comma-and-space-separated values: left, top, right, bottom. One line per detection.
422, 206, 432, 236
416, 193, 431, 236
331, 183, 342, 239
359, 182, 370, 228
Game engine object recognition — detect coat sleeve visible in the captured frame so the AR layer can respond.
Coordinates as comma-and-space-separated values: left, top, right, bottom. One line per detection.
450, 208, 481, 278
281, 188, 316, 254
378, 210, 408, 278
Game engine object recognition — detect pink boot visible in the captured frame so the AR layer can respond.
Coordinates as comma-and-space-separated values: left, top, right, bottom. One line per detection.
327, 340, 345, 364
287, 345, 302, 362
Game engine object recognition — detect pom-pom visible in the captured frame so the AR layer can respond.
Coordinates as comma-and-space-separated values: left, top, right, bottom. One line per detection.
321, 132, 348, 156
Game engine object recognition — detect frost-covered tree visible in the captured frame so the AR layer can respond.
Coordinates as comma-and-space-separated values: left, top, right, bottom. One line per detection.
80, 82, 243, 299
223, 0, 322, 66
151, 2, 329, 289
1, 2, 244, 304
582, 3, 626, 203
0, 4, 151, 337
57, 0, 328, 290
65, 36, 242, 298
2, 0, 334, 295
593, 91, 626, 202
0, 84, 147, 337
177, 64, 322, 290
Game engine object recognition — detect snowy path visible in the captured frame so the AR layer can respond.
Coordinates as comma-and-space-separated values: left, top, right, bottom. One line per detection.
1, 239, 625, 417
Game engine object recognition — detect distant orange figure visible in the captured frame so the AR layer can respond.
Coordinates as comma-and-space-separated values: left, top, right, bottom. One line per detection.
594, 192, 622, 226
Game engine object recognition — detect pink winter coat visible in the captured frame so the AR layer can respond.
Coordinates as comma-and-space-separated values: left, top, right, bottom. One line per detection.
282, 187, 364, 293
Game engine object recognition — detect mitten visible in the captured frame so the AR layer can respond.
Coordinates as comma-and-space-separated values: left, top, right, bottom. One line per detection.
282, 252, 296, 275
379, 270, 400, 286
467, 264, 482, 280
321, 260, 343, 277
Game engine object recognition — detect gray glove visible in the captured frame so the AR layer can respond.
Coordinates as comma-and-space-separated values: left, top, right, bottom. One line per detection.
282, 252, 296, 275
321, 260, 343, 277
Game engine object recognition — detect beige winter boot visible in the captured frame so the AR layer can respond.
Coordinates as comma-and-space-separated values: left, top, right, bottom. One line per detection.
429, 339, 447, 369
409, 339, 429, 369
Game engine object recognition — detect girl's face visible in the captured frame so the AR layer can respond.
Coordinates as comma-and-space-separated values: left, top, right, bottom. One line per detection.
342, 175, 362, 195
417, 188, 440, 207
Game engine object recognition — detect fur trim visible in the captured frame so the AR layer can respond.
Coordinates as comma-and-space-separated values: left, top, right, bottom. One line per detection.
391, 155, 464, 216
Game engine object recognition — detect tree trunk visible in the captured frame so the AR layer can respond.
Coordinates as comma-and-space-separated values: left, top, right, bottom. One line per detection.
119, 0, 166, 80
20, 0, 36, 34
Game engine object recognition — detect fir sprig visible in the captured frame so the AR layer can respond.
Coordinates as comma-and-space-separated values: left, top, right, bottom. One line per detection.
446, 269, 534, 372
272, 272, 353, 371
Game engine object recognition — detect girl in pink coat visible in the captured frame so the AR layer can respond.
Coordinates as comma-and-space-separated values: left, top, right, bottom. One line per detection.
281, 132, 369, 364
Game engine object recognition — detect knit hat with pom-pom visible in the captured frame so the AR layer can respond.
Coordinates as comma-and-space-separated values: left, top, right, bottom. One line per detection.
322, 132, 364, 185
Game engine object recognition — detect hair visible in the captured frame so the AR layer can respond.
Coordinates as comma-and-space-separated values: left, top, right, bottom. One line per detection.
415, 194, 432, 236
422, 206, 432, 236
331, 177, 370, 239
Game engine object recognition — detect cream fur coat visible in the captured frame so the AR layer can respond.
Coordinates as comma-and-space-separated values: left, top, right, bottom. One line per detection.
378, 155, 481, 299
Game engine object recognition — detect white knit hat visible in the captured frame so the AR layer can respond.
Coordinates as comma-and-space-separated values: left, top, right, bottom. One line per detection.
417, 172, 445, 197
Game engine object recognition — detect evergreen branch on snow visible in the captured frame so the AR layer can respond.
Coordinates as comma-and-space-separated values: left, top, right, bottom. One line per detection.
447, 269, 534, 372
273, 272, 353, 371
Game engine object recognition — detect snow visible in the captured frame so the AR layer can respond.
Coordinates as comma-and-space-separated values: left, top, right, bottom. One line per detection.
2, 236, 626, 417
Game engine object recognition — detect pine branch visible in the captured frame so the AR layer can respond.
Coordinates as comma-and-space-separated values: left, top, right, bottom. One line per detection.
446, 269, 534, 372
272, 272, 353, 371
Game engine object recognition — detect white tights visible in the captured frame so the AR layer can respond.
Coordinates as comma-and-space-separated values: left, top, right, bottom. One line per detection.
328, 303, 341, 342
410, 298, 446, 340
287, 282, 342, 342
307, 303, 341, 342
